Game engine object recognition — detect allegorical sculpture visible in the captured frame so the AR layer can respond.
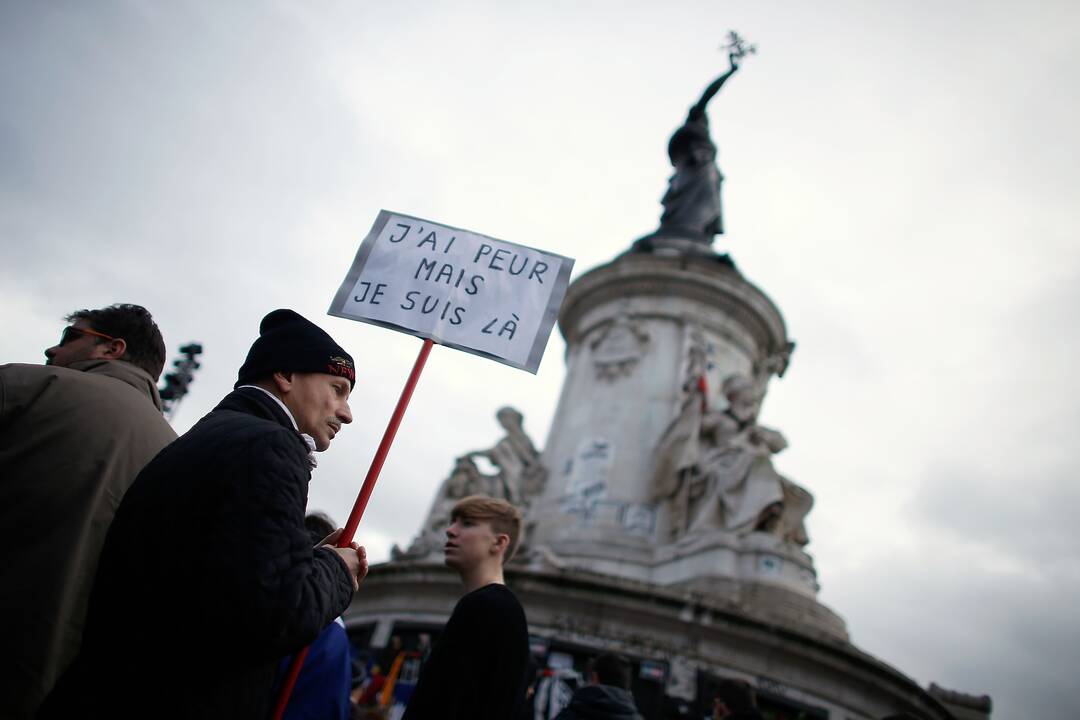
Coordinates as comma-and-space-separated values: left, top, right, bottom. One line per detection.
652, 373, 812, 545
636, 32, 756, 252
397, 455, 486, 558
469, 406, 549, 503
397, 406, 548, 558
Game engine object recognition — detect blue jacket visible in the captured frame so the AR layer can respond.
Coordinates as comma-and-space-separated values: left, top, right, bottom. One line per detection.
277, 618, 352, 720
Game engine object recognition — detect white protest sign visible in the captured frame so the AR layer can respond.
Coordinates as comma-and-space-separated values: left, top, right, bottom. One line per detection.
329, 210, 575, 373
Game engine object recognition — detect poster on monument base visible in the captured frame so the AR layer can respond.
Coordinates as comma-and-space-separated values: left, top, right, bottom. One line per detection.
329, 210, 574, 373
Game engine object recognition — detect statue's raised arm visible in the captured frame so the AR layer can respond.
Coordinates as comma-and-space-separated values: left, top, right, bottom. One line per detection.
693, 31, 756, 117
689, 54, 740, 119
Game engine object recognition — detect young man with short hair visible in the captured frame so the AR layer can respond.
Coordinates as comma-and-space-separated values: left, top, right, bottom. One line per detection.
403, 495, 531, 720
41, 309, 367, 718
555, 652, 644, 720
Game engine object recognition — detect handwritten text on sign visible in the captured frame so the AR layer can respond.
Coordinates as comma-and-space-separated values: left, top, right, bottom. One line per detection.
328, 211, 574, 373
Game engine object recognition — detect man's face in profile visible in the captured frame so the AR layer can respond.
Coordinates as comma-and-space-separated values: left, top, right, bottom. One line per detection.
45, 321, 116, 368
443, 515, 500, 572
282, 372, 353, 452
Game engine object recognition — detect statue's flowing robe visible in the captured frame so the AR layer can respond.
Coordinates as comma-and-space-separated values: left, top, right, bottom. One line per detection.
651, 394, 704, 502
689, 446, 782, 533
659, 112, 724, 239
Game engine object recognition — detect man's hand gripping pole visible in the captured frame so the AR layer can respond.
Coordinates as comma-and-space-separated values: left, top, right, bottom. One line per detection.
271, 338, 435, 720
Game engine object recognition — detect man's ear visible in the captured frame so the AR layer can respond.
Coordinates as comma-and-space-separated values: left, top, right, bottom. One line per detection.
271, 371, 295, 395
102, 338, 127, 360
492, 533, 510, 556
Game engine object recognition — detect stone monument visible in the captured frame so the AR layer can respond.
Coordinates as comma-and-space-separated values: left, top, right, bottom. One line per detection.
348, 37, 990, 719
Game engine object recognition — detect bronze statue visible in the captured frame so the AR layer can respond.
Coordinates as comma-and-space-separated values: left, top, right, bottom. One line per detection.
637, 32, 756, 252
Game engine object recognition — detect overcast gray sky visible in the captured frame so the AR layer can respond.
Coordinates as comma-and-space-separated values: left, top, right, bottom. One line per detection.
2, 2, 1078, 717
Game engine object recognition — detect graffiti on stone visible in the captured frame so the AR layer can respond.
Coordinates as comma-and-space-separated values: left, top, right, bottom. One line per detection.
620, 503, 657, 536
561, 438, 613, 516
756, 554, 783, 576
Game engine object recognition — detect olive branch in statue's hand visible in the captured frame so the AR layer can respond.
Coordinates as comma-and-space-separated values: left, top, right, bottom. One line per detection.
691, 31, 756, 114
721, 30, 757, 68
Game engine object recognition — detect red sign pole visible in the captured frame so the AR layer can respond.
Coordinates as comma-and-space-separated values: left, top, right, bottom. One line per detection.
271, 338, 435, 720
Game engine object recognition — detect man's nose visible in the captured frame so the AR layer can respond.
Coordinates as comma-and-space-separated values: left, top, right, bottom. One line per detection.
338, 401, 353, 425
44, 344, 58, 360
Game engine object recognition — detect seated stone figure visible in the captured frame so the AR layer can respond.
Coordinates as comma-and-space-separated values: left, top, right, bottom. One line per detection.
654, 374, 811, 545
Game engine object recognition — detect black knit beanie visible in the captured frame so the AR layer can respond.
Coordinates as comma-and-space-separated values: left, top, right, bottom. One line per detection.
235, 309, 355, 389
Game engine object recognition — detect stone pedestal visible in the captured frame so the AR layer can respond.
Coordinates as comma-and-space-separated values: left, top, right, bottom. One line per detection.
346, 562, 956, 720
525, 249, 835, 634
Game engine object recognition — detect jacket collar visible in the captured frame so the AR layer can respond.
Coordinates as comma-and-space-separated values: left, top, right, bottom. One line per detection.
215, 387, 318, 469
215, 386, 298, 430
69, 359, 165, 411
236, 384, 300, 431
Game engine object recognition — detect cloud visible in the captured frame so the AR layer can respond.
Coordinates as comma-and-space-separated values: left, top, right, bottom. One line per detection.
817, 271, 1080, 718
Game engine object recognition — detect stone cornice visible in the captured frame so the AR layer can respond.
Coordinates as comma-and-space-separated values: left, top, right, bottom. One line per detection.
559, 253, 789, 359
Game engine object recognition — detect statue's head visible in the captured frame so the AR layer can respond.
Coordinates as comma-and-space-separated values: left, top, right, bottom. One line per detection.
447, 455, 478, 497
667, 120, 714, 165
722, 374, 760, 422
496, 406, 523, 430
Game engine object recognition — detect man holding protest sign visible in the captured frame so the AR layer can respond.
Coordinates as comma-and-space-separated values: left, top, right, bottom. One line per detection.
41, 309, 367, 718
402, 495, 531, 720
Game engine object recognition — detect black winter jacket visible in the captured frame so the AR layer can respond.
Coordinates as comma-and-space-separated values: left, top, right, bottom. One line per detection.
555, 684, 645, 720
40, 388, 355, 719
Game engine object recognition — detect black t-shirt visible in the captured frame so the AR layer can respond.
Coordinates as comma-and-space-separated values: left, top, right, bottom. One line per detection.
403, 583, 530, 720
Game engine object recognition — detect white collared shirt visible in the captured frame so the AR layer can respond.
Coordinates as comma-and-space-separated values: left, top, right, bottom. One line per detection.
237, 384, 318, 468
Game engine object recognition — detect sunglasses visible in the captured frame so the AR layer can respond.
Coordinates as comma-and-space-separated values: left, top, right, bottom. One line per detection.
60, 326, 118, 346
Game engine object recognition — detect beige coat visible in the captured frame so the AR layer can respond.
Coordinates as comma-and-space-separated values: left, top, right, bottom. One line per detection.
0, 359, 177, 718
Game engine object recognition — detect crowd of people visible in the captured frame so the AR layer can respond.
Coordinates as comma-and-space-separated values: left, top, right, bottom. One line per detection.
0, 302, 775, 720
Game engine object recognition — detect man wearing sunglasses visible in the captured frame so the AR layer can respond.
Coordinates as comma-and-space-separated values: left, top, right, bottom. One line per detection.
44, 324, 120, 363
0, 303, 177, 720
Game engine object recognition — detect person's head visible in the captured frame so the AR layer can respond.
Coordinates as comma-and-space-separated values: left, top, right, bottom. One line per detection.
588, 653, 632, 690
444, 495, 523, 571
45, 304, 166, 380
714, 679, 757, 718
304, 512, 336, 546
236, 309, 356, 451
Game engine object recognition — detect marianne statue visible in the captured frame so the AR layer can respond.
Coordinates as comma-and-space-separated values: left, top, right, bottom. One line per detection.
637, 32, 756, 252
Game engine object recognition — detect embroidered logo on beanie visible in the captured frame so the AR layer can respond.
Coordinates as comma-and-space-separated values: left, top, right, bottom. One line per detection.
327, 355, 355, 383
